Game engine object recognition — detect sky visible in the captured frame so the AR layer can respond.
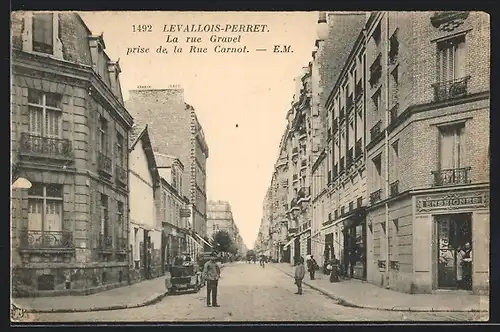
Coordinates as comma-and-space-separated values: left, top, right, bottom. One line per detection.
80, 11, 318, 249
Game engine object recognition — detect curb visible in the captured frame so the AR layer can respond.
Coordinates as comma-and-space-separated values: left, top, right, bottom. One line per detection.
273, 266, 487, 313
16, 291, 168, 314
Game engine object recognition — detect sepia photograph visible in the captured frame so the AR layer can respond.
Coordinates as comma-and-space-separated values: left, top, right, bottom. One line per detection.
10, 10, 490, 323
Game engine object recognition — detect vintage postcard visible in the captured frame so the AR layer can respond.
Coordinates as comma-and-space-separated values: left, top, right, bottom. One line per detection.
10, 10, 490, 323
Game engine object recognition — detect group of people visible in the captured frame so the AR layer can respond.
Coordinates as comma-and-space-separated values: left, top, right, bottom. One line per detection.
292, 254, 341, 295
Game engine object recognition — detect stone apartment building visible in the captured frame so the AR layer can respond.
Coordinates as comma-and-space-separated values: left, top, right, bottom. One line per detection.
207, 200, 244, 254
11, 12, 134, 296
125, 88, 209, 239
363, 11, 489, 294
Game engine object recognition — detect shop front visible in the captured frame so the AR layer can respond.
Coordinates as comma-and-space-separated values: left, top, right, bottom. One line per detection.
341, 209, 367, 280
161, 223, 186, 269
414, 188, 489, 294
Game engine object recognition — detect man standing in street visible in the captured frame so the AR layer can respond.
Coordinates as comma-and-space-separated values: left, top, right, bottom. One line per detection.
294, 257, 306, 295
203, 252, 221, 307
307, 255, 318, 280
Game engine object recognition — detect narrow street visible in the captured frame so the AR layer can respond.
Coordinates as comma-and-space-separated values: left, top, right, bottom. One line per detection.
27, 263, 484, 322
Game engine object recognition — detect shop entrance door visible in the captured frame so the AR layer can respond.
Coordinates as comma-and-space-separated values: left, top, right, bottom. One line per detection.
437, 213, 472, 290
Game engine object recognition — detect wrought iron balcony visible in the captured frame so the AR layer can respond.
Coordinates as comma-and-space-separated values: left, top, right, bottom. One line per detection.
355, 138, 363, 159
19, 133, 72, 159
355, 81, 364, 101
370, 120, 382, 142
116, 237, 128, 252
390, 180, 399, 197
97, 233, 113, 251
390, 103, 399, 125
432, 76, 470, 101
370, 189, 382, 204
19, 230, 74, 249
115, 164, 127, 185
432, 167, 471, 186
98, 152, 112, 175
346, 93, 354, 111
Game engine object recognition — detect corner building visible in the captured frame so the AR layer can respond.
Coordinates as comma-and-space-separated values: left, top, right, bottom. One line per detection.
11, 12, 133, 296
363, 12, 489, 294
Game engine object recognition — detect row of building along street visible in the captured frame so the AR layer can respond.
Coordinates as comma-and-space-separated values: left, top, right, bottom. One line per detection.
254, 11, 490, 296
10, 12, 246, 297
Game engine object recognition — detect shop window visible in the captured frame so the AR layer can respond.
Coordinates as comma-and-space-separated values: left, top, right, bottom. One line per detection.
38, 274, 55, 291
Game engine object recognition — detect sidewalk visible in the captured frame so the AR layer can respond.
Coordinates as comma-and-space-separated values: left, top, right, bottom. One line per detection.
273, 263, 489, 313
13, 277, 167, 313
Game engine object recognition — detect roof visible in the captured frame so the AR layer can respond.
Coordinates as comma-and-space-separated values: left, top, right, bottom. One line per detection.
128, 124, 147, 149
154, 152, 184, 169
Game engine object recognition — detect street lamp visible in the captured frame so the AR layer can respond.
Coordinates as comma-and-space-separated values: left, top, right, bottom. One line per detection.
12, 177, 32, 189
316, 12, 329, 41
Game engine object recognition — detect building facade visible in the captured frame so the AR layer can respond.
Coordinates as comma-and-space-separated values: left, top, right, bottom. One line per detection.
207, 200, 244, 255
125, 87, 209, 239
11, 12, 134, 296
128, 125, 162, 283
363, 11, 489, 294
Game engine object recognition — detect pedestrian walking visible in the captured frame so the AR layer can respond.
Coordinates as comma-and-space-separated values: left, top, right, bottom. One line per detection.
203, 252, 221, 307
328, 255, 340, 283
294, 257, 306, 295
307, 256, 318, 280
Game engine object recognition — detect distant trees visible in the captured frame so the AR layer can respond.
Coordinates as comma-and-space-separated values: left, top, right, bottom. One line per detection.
211, 230, 234, 253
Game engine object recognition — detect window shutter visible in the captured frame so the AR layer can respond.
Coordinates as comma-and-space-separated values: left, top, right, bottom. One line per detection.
29, 108, 43, 135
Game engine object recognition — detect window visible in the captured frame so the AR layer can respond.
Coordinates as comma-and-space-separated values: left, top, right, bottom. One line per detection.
28, 183, 63, 233
373, 22, 381, 44
133, 227, 140, 261
117, 201, 124, 242
389, 219, 399, 261
372, 88, 382, 112
116, 132, 124, 167
162, 191, 167, 222
439, 123, 466, 170
100, 194, 109, 237
99, 117, 108, 154
172, 167, 177, 190
372, 154, 382, 189
389, 30, 399, 63
437, 35, 466, 83
32, 13, 54, 54
28, 90, 62, 138
391, 140, 399, 178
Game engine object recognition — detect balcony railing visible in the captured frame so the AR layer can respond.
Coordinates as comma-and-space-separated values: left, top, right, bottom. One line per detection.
19, 230, 74, 249
390, 103, 399, 124
390, 180, 399, 197
370, 120, 382, 142
355, 138, 363, 159
370, 189, 382, 204
97, 233, 113, 251
340, 157, 345, 173
116, 237, 128, 252
20, 133, 72, 158
98, 152, 112, 175
346, 93, 354, 111
115, 164, 127, 185
355, 81, 364, 100
432, 167, 471, 186
432, 76, 470, 101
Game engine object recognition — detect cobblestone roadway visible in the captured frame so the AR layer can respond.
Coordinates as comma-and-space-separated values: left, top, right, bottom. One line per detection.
27, 263, 486, 322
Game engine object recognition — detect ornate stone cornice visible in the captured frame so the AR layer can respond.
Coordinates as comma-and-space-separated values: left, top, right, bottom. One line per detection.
430, 11, 469, 32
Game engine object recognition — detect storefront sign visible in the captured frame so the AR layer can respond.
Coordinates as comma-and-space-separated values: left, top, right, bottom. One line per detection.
416, 191, 489, 213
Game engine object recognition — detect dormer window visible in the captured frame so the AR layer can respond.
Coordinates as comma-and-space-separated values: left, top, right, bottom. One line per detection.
22, 12, 63, 58
33, 13, 53, 54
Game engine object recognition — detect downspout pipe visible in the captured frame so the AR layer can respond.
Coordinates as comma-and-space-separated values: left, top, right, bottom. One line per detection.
384, 12, 391, 289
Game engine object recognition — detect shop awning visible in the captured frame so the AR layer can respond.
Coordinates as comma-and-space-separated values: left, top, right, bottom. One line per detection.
195, 233, 213, 248
283, 238, 294, 248
186, 234, 203, 248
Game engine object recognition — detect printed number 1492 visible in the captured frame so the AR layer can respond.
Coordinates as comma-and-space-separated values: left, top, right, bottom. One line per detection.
133, 25, 153, 32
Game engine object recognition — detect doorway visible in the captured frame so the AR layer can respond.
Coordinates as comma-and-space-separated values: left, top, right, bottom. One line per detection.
436, 213, 472, 290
